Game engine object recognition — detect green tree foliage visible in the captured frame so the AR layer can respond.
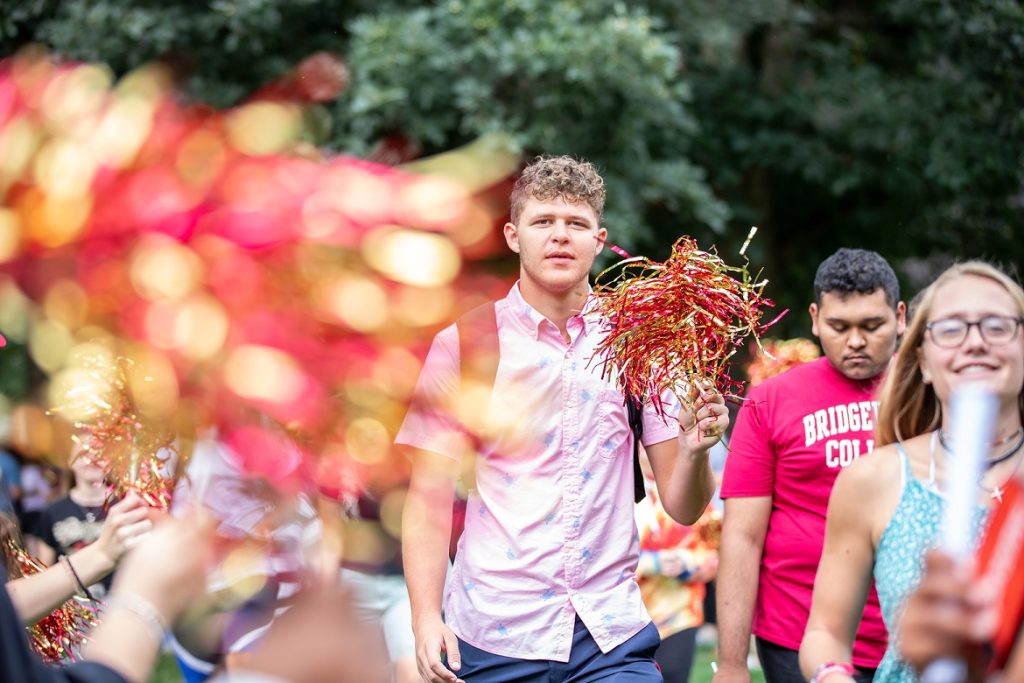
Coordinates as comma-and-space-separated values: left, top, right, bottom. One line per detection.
680, 0, 1024, 322
1, 0, 1021, 336
333, 0, 729, 255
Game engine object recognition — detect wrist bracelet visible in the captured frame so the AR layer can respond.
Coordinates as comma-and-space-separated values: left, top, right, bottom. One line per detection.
106, 593, 168, 645
60, 555, 96, 602
810, 661, 856, 683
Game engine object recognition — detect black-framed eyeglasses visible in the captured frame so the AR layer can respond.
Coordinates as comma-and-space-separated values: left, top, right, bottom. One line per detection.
925, 315, 1024, 348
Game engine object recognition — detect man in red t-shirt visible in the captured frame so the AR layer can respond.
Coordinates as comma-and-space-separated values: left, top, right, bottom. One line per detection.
714, 249, 906, 683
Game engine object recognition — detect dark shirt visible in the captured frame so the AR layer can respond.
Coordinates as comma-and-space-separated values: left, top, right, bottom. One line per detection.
37, 497, 113, 594
1, 566, 127, 683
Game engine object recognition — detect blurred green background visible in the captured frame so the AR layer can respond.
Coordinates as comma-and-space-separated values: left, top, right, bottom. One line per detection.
2, 0, 1021, 340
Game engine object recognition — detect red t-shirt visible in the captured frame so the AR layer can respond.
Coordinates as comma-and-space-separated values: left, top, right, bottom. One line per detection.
721, 356, 888, 667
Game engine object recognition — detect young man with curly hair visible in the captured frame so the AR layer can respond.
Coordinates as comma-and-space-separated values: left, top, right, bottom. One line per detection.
397, 156, 729, 682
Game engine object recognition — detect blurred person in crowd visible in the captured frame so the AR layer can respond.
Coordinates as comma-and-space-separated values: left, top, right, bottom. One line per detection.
4, 502, 390, 683
399, 156, 726, 683
635, 450, 720, 682
799, 261, 1023, 683
20, 458, 58, 545
2, 492, 151, 625
716, 249, 905, 683
35, 446, 115, 598
1, 512, 212, 683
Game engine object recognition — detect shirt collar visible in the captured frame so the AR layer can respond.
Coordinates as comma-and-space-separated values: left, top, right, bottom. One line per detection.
507, 281, 595, 341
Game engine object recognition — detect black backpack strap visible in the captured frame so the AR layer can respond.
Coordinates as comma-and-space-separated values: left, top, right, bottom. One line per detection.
626, 394, 646, 504
450, 302, 498, 560
457, 303, 499, 388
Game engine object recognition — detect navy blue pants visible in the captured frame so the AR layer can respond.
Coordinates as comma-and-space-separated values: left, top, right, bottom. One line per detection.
452, 618, 662, 682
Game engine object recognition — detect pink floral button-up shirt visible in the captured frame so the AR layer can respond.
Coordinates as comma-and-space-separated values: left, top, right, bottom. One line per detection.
396, 283, 681, 661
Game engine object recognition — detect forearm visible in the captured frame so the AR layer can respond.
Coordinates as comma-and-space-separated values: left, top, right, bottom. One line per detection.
658, 438, 715, 525
402, 485, 453, 628
799, 627, 855, 681
84, 608, 164, 683
716, 532, 762, 668
7, 546, 114, 623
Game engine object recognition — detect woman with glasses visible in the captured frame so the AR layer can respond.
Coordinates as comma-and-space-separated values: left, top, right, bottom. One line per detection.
798, 261, 1024, 683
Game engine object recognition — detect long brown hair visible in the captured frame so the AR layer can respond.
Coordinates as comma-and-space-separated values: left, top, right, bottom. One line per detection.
876, 261, 1024, 446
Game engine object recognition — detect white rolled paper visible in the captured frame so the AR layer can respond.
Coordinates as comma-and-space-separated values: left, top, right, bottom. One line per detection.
923, 383, 997, 683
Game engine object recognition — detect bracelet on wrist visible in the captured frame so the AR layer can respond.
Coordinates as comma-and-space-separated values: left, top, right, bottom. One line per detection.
106, 592, 168, 645
810, 661, 856, 683
60, 555, 96, 602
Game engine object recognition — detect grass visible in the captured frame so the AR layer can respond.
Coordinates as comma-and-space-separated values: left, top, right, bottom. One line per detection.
691, 644, 766, 683
149, 653, 184, 683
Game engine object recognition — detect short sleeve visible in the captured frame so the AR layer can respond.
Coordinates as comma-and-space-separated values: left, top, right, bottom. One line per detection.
720, 388, 776, 498
640, 389, 682, 447
394, 325, 466, 461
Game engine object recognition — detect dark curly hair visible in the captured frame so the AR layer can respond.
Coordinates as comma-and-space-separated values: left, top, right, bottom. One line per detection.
814, 248, 900, 308
509, 156, 605, 223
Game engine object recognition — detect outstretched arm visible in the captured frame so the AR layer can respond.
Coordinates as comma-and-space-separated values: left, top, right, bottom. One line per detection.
83, 513, 212, 683
7, 494, 152, 624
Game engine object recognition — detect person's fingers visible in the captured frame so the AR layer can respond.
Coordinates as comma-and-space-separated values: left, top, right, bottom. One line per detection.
420, 635, 457, 683
441, 627, 463, 677
117, 519, 154, 542
416, 644, 433, 683
108, 492, 147, 518
428, 659, 459, 682
108, 492, 138, 510
114, 506, 151, 528
960, 574, 1000, 642
701, 388, 725, 405
923, 548, 956, 568
429, 667, 458, 682
700, 414, 725, 438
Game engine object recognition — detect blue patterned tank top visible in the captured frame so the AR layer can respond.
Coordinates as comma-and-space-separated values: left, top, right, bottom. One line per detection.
872, 437, 988, 683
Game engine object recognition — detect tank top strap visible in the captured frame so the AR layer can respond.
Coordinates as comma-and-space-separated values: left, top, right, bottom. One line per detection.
893, 441, 911, 492
895, 432, 939, 491
927, 430, 939, 488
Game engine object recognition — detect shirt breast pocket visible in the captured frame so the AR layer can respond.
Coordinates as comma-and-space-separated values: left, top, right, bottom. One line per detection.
596, 388, 632, 460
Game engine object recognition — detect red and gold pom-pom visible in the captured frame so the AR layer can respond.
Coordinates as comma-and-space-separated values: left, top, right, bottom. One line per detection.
745, 338, 820, 387
590, 235, 785, 417
5, 540, 99, 663
52, 353, 177, 511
